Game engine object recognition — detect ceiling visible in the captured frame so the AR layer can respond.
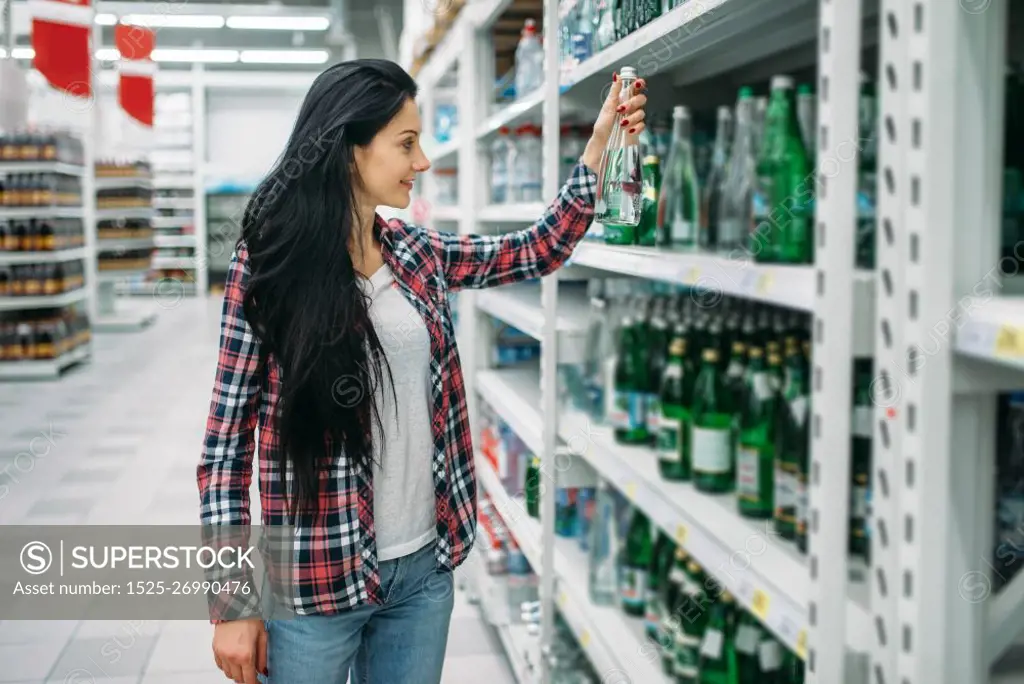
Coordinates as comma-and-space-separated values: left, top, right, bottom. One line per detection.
3, 0, 405, 69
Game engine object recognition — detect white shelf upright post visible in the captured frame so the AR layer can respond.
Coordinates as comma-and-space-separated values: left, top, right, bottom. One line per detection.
83, 19, 100, 326
894, 1, 1005, 682
872, 0, 908, 682
540, 0, 560, 681
192, 63, 208, 296
809, 0, 863, 680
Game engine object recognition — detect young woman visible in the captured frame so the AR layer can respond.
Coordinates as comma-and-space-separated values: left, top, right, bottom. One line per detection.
198, 58, 647, 684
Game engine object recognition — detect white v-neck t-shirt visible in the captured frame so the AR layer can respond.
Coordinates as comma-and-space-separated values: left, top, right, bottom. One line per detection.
361, 263, 437, 561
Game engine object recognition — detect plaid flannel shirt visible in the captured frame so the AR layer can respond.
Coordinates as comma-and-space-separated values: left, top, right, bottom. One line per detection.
198, 160, 598, 619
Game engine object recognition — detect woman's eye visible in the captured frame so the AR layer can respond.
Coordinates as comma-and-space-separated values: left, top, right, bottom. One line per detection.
403, 140, 414, 150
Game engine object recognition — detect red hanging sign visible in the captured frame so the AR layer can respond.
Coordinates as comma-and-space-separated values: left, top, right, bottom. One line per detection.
30, 0, 94, 99
116, 25, 156, 127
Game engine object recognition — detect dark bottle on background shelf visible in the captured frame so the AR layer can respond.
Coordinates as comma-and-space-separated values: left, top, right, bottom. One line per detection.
702, 106, 733, 250
850, 359, 873, 561
611, 312, 650, 444
620, 507, 652, 617
658, 336, 694, 481
736, 347, 777, 519
645, 531, 674, 644
692, 348, 735, 493
698, 591, 739, 684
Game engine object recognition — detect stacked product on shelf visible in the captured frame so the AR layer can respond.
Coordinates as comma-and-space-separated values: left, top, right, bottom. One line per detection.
94, 160, 157, 331
205, 188, 251, 295
0, 128, 91, 378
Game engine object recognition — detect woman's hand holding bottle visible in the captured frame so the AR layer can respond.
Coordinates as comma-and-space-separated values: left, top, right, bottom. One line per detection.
582, 72, 649, 171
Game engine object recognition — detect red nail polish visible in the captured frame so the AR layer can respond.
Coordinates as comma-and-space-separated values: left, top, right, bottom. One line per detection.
613, 72, 618, 82
620, 119, 629, 127
616, 105, 625, 112
629, 127, 636, 134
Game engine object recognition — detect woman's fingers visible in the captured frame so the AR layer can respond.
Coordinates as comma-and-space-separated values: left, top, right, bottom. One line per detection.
619, 109, 647, 129
622, 94, 647, 115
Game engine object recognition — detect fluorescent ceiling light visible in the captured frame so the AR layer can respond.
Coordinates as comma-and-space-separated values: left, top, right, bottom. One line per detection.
226, 16, 331, 31
95, 13, 118, 26
5, 47, 35, 59
122, 14, 226, 29
152, 48, 239, 63
239, 49, 330, 64
95, 48, 120, 61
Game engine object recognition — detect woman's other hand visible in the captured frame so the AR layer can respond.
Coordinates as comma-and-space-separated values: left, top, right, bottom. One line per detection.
581, 72, 649, 170
213, 618, 268, 683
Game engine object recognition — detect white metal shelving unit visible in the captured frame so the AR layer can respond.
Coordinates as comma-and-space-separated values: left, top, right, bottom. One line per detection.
410, 0, 1022, 681
0, 157, 93, 379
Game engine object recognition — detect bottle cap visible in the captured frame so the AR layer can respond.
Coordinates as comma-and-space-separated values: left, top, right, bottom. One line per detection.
643, 155, 659, 165
669, 338, 685, 355
619, 66, 637, 80
771, 75, 795, 90
702, 348, 718, 362
672, 105, 688, 119
732, 341, 745, 353
797, 83, 814, 95
717, 105, 732, 119
768, 352, 782, 365
748, 347, 763, 358
738, 86, 754, 99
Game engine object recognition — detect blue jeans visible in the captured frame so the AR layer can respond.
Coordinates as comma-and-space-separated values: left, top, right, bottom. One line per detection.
260, 542, 454, 684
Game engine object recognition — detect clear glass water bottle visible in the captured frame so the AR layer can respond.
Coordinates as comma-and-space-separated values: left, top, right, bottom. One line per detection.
588, 480, 619, 605
595, 66, 643, 229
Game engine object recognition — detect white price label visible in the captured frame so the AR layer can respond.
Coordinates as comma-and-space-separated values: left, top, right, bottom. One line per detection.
735, 624, 761, 655
700, 628, 724, 659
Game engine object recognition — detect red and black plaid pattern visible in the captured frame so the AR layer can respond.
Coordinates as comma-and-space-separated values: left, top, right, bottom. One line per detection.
198, 161, 598, 618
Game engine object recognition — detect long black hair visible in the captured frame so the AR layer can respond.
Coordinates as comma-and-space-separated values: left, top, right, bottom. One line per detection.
239, 59, 416, 519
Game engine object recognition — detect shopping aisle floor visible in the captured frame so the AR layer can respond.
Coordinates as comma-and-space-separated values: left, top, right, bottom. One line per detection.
0, 297, 516, 684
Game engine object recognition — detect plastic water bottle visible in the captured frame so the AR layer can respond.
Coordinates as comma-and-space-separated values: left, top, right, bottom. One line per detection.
490, 126, 512, 204
514, 124, 543, 203
515, 19, 544, 98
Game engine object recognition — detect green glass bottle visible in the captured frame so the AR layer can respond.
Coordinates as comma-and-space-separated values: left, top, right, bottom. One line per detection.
698, 591, 739, 684
657, 106, 701, 247
724, 340, 748, 412
774, 348, 808, 542
850, 359, 873, 560
778, 81, 812, 264
646, 298, 671, 441
639, 154, 662, 246
610, 313, 650, 444
733, 610, 765, 683
736, 348, 777, 519
658, 337, 694, 481
783, 649, 805, 684
791, 348, 811, 553
692, 348, 735, 493
662, 547, 690, 676
645, 532, 675, 644
674, 560, 709, 684
621, 507, 653, 616
525, 453, 541, 518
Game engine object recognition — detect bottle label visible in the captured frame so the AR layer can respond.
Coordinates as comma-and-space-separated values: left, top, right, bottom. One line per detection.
774, 465, 796, 517
644, 590, 662, 634
759, 640, 783, 671
752, 188, 770, 220
620, 567, 647, 609
671, 218, 694, 243
699, 628, 724, 659
789, 396, 809, 427
736, 445, 761, 501
657, 416, 681, 464
692, 426, 731, 474
734, 624, 761, 655
608, 391, 645, 430
668, 566, 688, 585
646, 394, 661, 433
752, 374, 772, 402
853, 406, 872, 438
851, 485, 869, 520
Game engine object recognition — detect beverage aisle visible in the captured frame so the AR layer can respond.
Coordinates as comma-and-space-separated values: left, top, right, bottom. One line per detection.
0, 298, 515, 684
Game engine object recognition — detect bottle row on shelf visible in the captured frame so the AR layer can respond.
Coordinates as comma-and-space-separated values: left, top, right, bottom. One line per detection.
592, 70, 877, 269
0, 219, 85, 252
569, 280, 871, 561
98, 252, 153, 271
479, 406, 805, 683
97, 189, 153, 209
95, 160, 152, 179
557, 0, 685, 77
0, 308, 91, 363
97, 220, 153, 240
0, 174, 83, 208
0, 131, 85, 166
0, 262, 84, 297
489, 125, 548, 205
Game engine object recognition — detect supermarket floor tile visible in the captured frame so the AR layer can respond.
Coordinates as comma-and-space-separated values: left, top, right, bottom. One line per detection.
25, 497, 96, 519
59, 466, 124, 484
48, 635, 158, 682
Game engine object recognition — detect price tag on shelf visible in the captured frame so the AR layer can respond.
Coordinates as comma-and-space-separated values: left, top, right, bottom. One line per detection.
625, 482, 637, 501
796, 629, 808, 659
675, 524, 688, 547
580, 629, 591, 649
995, 325, 1024, 358
756, 272, 773, 296
557, 591, 567, 609
684, 267, 701, 285
751, 588, 770, 621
